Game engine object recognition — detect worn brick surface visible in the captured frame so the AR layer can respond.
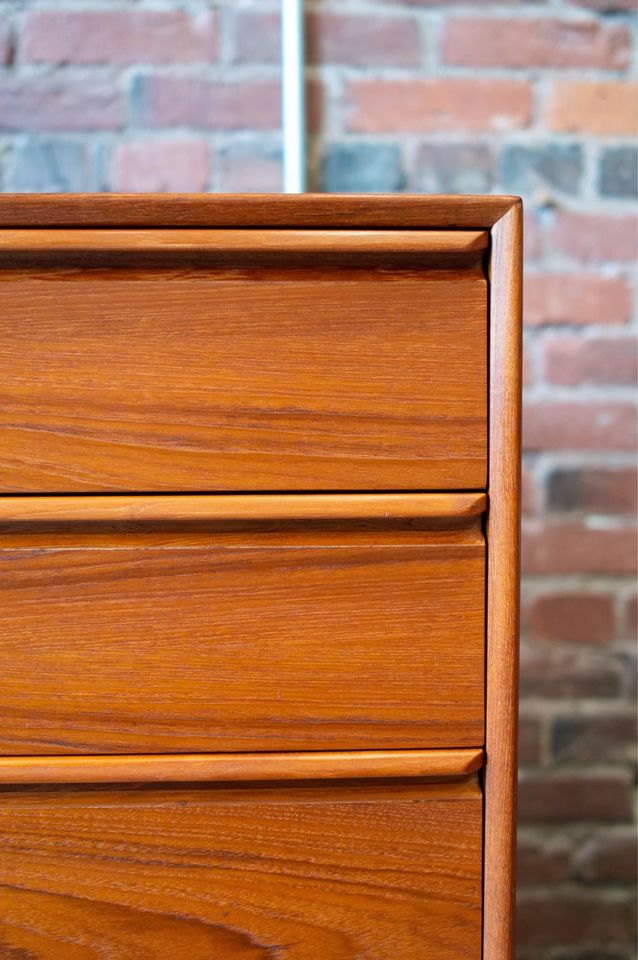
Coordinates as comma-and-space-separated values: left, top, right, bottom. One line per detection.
112, 139, 210, 192
525, 592, 615, 645
23, 9, 217, 65
544, 337, 638, 386
573, 830, 638, 884
522, 521, 637, 575
547, 468, 638, 515
551, 711, 637, 764
0, 2, 636, 956
600, 147, 638, 199
547, 81, 638, 134
346, 78, 533, 132
442, 17, 630, 69
501, 143, 584, 199
519, 770, 635, 823
523, 402, 637, 451
549, 212, 638, 263
322, 142, 406, 192
416, 143, 495, 194
524, 273, 632, 326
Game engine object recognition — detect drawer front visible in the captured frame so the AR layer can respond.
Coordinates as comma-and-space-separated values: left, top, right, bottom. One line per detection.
0, 494, 485, 754
0, 229, 487, 492
0, 778, 483, 960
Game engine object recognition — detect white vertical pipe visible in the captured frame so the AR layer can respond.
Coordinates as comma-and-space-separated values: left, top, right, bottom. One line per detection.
281, 0, 306, 193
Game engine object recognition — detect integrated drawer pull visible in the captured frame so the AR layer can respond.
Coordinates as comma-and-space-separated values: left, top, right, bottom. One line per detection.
0, 748, 484, 786
0, 492, 486, 525
0, 228, 488, 260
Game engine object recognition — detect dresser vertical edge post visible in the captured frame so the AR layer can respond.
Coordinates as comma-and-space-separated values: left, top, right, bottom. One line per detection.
484, 199, 523, 960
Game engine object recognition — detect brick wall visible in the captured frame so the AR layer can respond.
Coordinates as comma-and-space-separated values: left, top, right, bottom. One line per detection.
0, 2, 636, 957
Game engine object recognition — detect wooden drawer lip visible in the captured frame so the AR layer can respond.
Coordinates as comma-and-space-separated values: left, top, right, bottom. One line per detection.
0, 227, 488, 259
0, 499, 485, 755
0, 491, 487, 524
0, 226, 487, 493
0, 748, 484, 785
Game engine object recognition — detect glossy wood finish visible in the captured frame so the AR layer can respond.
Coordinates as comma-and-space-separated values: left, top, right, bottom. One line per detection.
0, 778, 483, 960
0, 748, 483, 784
0, 191, 517, 228
0, 194, 523, 959
484, 200, 523, 960
0, 227, 487, 258
0, 513, 485, 754
0, 243, 486, 493
0, 491, 486, 524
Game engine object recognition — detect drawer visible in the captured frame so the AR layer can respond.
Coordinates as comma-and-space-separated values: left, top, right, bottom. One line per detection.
0, 775, 483, 959
0, 228, 487, 492
0, 492, 485, 754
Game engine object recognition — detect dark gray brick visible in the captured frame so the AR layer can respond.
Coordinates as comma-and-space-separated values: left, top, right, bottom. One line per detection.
600, 147, 638, 199
416, 144, 495, 194
501, 144, 583, 197
321, 142, 405, 193
10, 137, 88, 191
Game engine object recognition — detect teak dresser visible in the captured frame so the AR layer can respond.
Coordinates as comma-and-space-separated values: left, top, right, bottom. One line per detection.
0, 195, 522, 960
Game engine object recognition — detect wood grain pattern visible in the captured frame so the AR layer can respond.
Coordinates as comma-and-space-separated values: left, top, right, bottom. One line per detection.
0, 227, 487, 258
0, 191, 518, 228
0, 194, 523, 956
484, 200, 523, 960
0, 518, 485, 754
0, 779, 483, 959
0, 255, 486, 493
0, 748, 484, 784
0, 491, 486, 524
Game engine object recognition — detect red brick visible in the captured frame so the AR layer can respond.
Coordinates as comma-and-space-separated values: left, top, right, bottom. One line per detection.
519, 714, 543, 766
518, 770, 634, 823
574, 830, 638, 884
0, 78, 123, 131
523, 402, 636, 451
549, 212, 637, 263
521, 466, 536, 515
526, 593, 615, 645
524, 211, 542, 262
346, 78, 532, 133
524, 274, 631, 326
544, 337, 638, 386
547, 81, 638, 135
111, 139, 209, 193
218, 144, 282, 193
517, 889, 636, 945
624, 594, 637, 639
522, 520, 637, 575
138, 76, 280, 131
548, 467, 638, 515
0, 18, 10, 66
442, 17, 629, 69
551, 711, 637, 764
306, 78, 328, 135
520, 645, 624, 699
522, 350, 534, 387
23, 9, 217, 64
235, 12, 421, 68
385, 0, 548, 4
233, 12, 280, 63
517, 832, 571, 885
570, 0, 635, 8
308, 13, 421, 67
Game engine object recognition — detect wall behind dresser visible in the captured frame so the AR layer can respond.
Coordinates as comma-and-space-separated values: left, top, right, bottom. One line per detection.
0, 2, 635, 958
